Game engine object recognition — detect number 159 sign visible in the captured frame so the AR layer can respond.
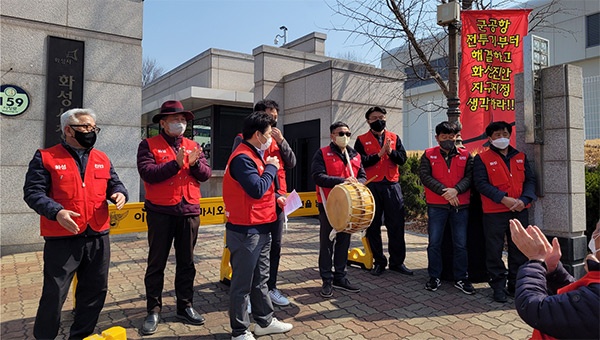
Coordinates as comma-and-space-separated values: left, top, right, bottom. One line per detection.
1, 85, 30, 116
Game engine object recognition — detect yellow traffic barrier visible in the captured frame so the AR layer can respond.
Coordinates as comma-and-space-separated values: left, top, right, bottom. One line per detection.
83, 326, 126, 340
219, 234, 232, 284
347, 236, 374, 270
107, 194, 318, 233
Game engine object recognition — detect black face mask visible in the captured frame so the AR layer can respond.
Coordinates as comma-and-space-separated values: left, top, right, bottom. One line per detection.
369, 119, 386, 132
439, 140, 455, 151
271, 120, 277, 128
73, 130, 97, 148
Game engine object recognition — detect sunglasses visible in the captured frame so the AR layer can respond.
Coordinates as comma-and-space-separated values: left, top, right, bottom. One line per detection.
336, 132, 351, 137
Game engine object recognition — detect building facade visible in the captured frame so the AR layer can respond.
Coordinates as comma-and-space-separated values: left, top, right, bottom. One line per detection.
142, 32, 405, 197
0, 0, 143, 254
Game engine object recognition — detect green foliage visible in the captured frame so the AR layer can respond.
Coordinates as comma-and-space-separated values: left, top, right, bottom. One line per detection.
586, 165, 600, 237
400, 153, 427, 220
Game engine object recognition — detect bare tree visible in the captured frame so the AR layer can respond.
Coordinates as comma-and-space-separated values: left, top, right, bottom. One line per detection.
327, 0, 564, 118
142, 57, 165, 87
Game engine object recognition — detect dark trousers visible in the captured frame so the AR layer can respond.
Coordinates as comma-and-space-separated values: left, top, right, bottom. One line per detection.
227, 229, 273, 337
267, 208, 284, 291
34, 234, 110, 340
318, 204, 351, 282
144, 211, 200, 313
365, 182, 406, 267
427, 206, 469, 281
483, 209, 529, 291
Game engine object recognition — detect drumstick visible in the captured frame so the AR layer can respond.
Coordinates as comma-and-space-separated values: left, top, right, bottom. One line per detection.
365, 175, 378, 185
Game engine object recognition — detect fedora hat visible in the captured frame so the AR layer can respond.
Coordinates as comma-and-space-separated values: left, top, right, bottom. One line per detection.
152, 100, 194, 123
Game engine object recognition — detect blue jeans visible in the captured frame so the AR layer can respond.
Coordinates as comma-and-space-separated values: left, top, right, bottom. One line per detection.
426, 206, 469, 281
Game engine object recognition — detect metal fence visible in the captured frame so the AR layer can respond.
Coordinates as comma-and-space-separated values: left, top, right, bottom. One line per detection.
584, 75, 600, 140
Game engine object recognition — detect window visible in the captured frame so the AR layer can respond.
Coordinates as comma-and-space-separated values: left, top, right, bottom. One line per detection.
587, 13, 599, 48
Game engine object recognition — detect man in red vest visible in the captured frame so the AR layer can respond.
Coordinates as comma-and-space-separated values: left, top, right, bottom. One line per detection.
24, 108, 128, 339
355, 107, 412, 276
312, 121, 367, 298
231, 99, 296, 307
510, 219, 599, 339
420, 121, 475, 294
137, 100, 212, 335
473, 121, 537, 302
223, 111, 293, 340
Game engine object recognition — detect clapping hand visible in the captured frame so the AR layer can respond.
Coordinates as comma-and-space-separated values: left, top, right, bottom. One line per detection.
510, 219, 561, 272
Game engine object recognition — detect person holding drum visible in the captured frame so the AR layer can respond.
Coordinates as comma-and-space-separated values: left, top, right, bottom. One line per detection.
311, 121, 367, 298
355, 107, 412, 277
419, 121, 475, 295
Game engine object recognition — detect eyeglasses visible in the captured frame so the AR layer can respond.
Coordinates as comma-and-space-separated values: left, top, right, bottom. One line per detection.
70, 125, 101, 133
336, 132, 351, 137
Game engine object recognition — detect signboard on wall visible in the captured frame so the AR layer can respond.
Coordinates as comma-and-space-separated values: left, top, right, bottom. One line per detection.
0, 85, 30, 116
44, 36, 85, 147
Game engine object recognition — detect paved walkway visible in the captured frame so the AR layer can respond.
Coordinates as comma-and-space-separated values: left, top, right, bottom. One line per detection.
1, 217, 531, 339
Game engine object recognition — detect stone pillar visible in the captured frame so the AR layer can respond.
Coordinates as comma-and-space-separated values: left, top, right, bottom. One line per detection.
516, 64, 587, 278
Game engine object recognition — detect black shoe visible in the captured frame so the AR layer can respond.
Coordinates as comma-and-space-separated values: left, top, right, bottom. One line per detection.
389, 264, 414, 276
176, 307, 205, 325
425, 277, 441, 291
320, 281, 333, 298
454, 280, 475, 295
141, 312, 160, 335
333, 278, 360, 293
493, 289, 508, 303
371, 264, 385, 276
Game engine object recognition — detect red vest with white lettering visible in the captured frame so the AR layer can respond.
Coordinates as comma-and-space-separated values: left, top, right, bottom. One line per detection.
237, 132, 287, 195
423, 146, 471, 205
357, 130, 400, 183
223, 143, 277, 225
315, 146, 362, 203
479, 149, 528, 213
143, 135, 201, 206
39, 144, 111, 237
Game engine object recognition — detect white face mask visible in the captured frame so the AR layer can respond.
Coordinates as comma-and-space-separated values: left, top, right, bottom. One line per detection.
259, 133, 272, 151
589, 233, 599, 256
335, 135, 350, 148
491, 137, 510, 149
167, 122, 186, 136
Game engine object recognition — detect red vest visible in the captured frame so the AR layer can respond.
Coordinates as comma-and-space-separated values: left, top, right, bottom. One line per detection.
315, 146, 362, 203
479, 149, 528, 213
143, 135, 201, 206
237, 133, 287, 195
357, 130, 400, 182
39, 144, 111, 237
223, 143, 277, 225
423, 146, 471, 205
530, 271, 600, 340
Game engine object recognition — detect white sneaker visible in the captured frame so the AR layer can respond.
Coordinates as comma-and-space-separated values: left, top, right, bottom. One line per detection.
269, 288, 290, 306
254, 317, 293, 336
232, 330, 255, 340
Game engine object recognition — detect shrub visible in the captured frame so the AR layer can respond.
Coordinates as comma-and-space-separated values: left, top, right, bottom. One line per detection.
586, 165, 600, 238
400, 153, 427, 220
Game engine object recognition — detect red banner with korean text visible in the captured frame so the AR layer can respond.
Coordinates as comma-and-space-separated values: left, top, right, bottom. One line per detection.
459, 9, 531, 152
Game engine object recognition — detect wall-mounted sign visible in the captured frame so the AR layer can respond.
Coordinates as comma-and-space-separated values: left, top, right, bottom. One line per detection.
0, 84, 30, 116
45, 36, 85, 148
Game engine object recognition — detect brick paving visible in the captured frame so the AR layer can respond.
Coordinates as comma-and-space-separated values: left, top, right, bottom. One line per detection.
1, 217, 532, 339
